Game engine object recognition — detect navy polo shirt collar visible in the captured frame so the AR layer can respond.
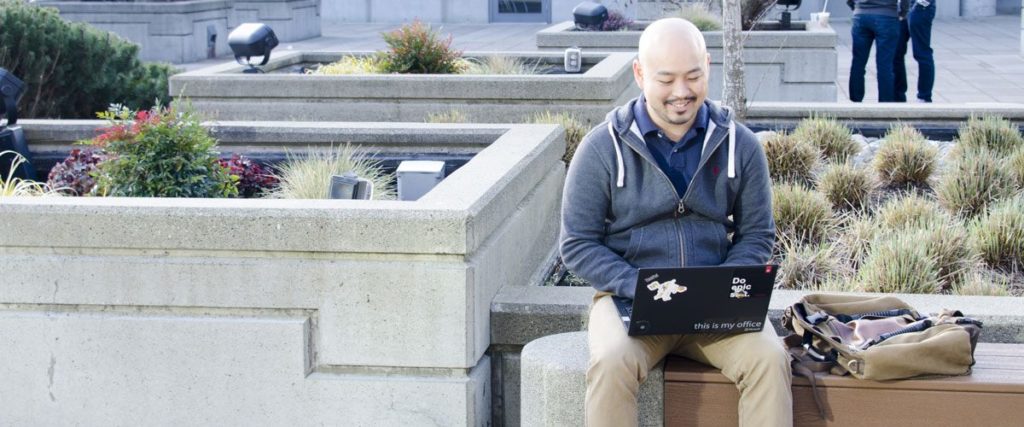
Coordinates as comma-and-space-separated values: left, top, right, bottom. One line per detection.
632, 96, 708, 144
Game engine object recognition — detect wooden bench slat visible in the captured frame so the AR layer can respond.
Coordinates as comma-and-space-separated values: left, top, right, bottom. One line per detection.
666, 341, 1024, 394
666, 342, 1024, 426
666, 381, 1024, 427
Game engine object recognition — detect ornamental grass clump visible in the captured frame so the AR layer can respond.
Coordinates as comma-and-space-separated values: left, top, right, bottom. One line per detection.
269, 144, 395, 200
876, 193, 946, 230
425, 109, 469, 123
957, 115, 1024, 156
772, 182, 834, 244
953, 270, 1011, 297
792, 116, 859, 163
1, 151, 57, 197
762, 132, 819, 185
88, 104, 237, 198
857, 230, 941, 294
816, 162, 876, 210
873, 124, 938, 189
380, 20, 463, 74
461, 55, 539, 75
528, 111, 588, 164
675, 3, 722, 31
970, 196, 1024, 271
308, 55, 385, 75
836, 213, 878, 270
936, 146, 1016, 218
777, 240, 849, 290
1006, 147, 1024, 189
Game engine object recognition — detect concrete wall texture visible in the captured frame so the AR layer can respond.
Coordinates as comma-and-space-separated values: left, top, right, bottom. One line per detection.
536, 21, 840, 102
36, 0, 321, 64
0, 121, 566, 426
169, 51, 639, 125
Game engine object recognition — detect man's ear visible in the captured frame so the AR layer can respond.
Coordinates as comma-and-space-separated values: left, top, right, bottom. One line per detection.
632, 59, 644, 89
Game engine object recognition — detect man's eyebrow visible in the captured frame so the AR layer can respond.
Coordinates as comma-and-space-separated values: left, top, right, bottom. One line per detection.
654, 67, 704, 76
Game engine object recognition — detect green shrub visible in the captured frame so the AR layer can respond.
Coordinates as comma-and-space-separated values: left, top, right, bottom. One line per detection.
461, 55, 539, 75
528, 111, 588, 165
970, 196, 1024, 271
675, 3, 722, 31
772, 182, 834, 244
308, 55, 385, 75
269, 144, 395, 200
817, 162, 876, 210
873, 124, 938, 189
0, 0, 175, 118
936, 146, 1016, 218
89, 104, 236, 198
762, 132, 819, 185
777, 240, 849, 290
957, 115, 1024, 156
380, 20, 463, 74
857, 230, 941, 294
792, 116, 859, 163
425, 109, 469, 123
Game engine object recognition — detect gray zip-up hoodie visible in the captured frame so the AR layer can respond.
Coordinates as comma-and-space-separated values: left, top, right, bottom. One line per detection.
559, 98, 775, 299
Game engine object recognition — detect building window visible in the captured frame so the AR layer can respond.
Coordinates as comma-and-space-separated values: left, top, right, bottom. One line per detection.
491, 0, 550, 22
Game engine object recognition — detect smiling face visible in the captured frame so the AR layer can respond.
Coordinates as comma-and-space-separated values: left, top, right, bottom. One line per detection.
633, 19, 711, 139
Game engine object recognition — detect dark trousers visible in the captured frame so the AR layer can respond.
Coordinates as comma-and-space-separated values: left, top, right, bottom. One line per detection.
895, 3, 936, 102
849, 14, 900, 102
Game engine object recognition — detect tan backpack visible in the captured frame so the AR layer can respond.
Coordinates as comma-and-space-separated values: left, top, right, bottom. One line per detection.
781, 293, 983, 381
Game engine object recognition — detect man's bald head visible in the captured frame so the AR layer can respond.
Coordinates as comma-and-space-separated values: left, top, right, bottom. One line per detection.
631, 18, 711, 140
637, 18, 707, 68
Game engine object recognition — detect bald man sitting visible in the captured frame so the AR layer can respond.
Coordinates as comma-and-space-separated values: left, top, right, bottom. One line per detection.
559, 18, 792, 427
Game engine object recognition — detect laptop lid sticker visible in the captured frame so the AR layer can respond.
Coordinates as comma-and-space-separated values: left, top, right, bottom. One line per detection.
645, 276, 687, 302
730, 277, 751, 299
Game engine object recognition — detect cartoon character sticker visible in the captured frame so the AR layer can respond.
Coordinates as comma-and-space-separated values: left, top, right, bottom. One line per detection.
648, 279, 687, 302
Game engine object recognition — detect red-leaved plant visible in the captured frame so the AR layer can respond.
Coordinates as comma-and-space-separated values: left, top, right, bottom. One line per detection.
218, 154, 279, 198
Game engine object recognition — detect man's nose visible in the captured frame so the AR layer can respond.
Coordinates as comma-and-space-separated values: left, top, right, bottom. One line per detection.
671, 80, 691, 99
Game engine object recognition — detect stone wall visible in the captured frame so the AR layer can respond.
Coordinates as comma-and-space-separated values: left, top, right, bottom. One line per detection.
169, 51, 638, 125
1, 120, 565, 426
36, 0, 321, 64
536, 21, 839, 102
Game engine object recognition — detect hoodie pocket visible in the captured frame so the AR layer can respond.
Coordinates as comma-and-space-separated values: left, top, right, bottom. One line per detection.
623, 226, 645, 260
689, 219, 729, 265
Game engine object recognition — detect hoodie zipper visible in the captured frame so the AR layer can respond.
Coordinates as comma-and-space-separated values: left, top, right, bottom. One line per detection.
621, 131, 687, 268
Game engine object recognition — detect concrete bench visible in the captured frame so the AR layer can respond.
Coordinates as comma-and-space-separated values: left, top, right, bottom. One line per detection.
521, 332, 1024, 427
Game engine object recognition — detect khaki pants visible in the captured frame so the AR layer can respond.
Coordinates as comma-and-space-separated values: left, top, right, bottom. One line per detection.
586, 293, 793, 427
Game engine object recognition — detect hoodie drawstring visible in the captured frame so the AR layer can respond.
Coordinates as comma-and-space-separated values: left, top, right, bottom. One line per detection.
608, 121, 626, 188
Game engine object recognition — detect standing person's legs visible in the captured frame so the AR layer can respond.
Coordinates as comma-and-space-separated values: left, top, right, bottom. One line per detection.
586, 294, 681, 427
909, 3, 936, 102
894, 18, 911, 102
673, 319, 793, 427
849, 14, 875, 102
872, 15, 901, 102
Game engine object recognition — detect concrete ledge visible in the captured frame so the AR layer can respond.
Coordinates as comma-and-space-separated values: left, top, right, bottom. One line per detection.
520, 331, 663, 427
747, 102, 1024, 126
535, 21, 838, 102
169, 51, 637, 124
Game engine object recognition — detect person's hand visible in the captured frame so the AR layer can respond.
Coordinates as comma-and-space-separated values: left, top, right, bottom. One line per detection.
846, 0, 855, 10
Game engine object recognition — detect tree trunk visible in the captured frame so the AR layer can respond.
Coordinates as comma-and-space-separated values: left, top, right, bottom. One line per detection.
721, 0, 747, 120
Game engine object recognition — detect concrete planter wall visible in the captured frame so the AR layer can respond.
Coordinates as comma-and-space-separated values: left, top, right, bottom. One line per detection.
169, 51, 638, 124
36, 0, 321, 64
961, 0, 998, 16
0, 121, 565, 425
536, 21, 839, 102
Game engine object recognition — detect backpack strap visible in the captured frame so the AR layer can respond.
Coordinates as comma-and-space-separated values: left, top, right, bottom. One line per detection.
783, 334, 830, 420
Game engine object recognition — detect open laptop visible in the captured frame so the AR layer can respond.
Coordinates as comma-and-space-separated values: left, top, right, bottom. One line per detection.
613, 264, 778, 336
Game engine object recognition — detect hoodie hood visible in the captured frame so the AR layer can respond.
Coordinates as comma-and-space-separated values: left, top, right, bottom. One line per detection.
604, 99, 738, 188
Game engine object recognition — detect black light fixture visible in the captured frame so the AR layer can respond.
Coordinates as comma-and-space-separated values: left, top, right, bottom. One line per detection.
572, 1, 608, 30
228, 23, 279, 73
777, 0, 803, 30
0, 67, 35, 181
